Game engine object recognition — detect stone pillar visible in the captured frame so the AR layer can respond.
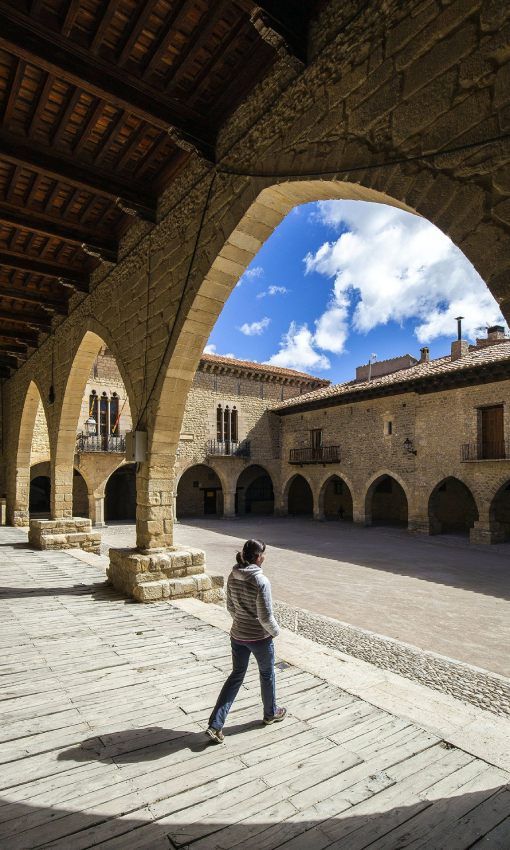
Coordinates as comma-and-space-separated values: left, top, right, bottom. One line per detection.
29, 518, 101, 553
407, 512, 432, 534
135, 457, 174, 551
313, 505, 325, 521
107, 547, 224, 603
50, 461, 74, 519
89, 493, 105, 527
7, 466, 30, 526
274, 491, 286, 516
352, 497, 368, 525
470, 519, 505, 545
223, 490, 237, 517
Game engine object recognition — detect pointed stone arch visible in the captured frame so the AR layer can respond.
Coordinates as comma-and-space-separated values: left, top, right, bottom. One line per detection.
365, 471, 410, 527
428, 477, 479, 536
7, 379, 50, 526
236, 464, 275, 516
489, 480, 510, 543
318, 473, 354, 521
283, 472, 314, 517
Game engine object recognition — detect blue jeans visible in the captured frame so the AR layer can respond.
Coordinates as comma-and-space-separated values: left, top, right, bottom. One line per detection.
208, 637, 277, 730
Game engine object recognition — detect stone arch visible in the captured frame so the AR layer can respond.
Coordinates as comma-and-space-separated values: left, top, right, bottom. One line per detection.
428, 477, 479, 536
53, 330, 134, 519
73, 468, 89, 518
318, 473, 354, 521
9, 380, 50, 526
29, 461, 51, 517
236, 464, 274, 516
176, 463, 224, 519
105, 464, 137, 522
365, 471, 410, 527
284, 473, 314, 517
489, 480, 510, 542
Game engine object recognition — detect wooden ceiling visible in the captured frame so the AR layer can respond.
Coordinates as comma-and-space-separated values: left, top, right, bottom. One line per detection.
0, 0, 315, 378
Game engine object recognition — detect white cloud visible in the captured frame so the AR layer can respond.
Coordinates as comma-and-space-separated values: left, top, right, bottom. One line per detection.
203, 343, 236, 358
239, 317, 271, 336
267, 322, 330, 371
305, 200, 507, 347
236, 265, 264, 287
257, 285, 289, 299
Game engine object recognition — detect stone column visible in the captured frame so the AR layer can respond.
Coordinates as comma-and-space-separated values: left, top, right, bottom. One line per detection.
352, 497, 368, 525
470, 519, 505, 545
50, 461, 74, 519
6, 466, 30, 527
135, 457, 174, 552
223, 490, 237, 517
89, 492, 105, 527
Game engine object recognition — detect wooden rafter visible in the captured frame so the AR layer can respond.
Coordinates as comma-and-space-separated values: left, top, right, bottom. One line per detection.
0, 128, 157, 220
62, 0, 82, 38
0, 340, 28, 354
0, 328, 39, 344
163, 0, 231, 92
0, 249, 89, 290
0, 285, 68, 313
0, 307, 52, 329
117, 0, 160, 67
0, 4, 215, 160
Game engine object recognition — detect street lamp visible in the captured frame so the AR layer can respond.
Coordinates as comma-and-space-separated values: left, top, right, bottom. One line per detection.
84, 416, 97, 437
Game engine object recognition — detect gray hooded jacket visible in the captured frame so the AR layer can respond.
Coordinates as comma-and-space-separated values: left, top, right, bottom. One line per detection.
226, 564, 280, 641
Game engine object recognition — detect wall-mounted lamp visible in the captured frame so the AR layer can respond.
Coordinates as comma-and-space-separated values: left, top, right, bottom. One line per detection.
84, 416, 97, 436
403, 437, 417, 456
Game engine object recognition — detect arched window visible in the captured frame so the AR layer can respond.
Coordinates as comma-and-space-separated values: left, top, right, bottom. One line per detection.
100, 392, 108, 436
224, 405, 231, 442
110, 393, 119, 435
216, 405, 223, 442
89, 390, 98, 423
231, 407, 238, 442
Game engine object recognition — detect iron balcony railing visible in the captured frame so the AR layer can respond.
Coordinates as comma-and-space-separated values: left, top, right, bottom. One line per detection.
461, 440, 510, 461
206, 439, 251, 458
76, 434, 126, 453
289, 445, 341, 464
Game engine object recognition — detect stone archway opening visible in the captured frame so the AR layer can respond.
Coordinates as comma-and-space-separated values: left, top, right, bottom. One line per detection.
73, 469, 89, 518
367, 475, 408, 527
176, 464, 224, 518
287, 474, 313, 517
236, 465, 274, 516
490, 481, 510, 543
105, 464, 136, 522
320, 475, 353, 521
428, 477, 479, 536
29, 461, 51, 517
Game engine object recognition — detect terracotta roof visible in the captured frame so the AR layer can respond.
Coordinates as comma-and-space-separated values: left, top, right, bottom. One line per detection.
199, 353, 330, 385
274, 342, 510, 412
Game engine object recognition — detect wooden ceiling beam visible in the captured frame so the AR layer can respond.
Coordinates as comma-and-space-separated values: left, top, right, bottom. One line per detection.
0, 128, 157, 221
0, 201, 117, 263
0, 307, 52, 329
0, 354, 19, 369
0, 285, 68, 313
0, 340, 28, 354
163, 0, 231, 92
0, 327, 39, 344
0, 4, 215, 160
0, 249, 89, 290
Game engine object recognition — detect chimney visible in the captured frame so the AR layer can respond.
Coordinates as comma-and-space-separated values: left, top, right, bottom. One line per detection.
487, 325, 505, 340
420, 347, 430, 363
451, 315, 468, 360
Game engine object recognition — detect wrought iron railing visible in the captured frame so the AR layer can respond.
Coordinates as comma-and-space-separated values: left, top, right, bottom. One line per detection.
461, 441, 509, 461
206, 439, 251, 458
289, 445, 340, 464
76, 434, 126, 453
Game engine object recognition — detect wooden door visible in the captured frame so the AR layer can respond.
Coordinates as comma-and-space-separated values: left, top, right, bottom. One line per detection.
203, 489, 217, 515
481, 406, 504, 458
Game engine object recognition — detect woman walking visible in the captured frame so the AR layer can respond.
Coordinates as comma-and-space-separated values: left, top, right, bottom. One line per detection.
206, 538, 286, 743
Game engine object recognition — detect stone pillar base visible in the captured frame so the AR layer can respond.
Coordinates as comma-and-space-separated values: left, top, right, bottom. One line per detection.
407, 518, 431, 534
469, 521, 505, 545
12, 510, 30, 527
29, 518, 101, 554
108, 547, 225, 603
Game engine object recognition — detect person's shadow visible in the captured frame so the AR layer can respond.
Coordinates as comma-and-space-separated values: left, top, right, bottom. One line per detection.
57, 720, 262, 764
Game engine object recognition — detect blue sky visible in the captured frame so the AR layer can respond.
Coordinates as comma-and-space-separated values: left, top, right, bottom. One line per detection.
204, 200, 507, 384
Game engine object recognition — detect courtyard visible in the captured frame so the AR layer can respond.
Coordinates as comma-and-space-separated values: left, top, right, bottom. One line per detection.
100, 517, 510, 678
1, 526, 510, 849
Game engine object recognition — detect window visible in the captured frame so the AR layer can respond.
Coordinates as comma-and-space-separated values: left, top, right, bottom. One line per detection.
217, 404, 238, 444
110, 394, 119, 435
89, 390, 98, 426
224, 405, 231, 441
99, 392, 108, 436
479, 404, 504, 458
310, 429, 323, 449
231, 407, 238, 441
385, 420, 393, 436
216, 405, 223, 442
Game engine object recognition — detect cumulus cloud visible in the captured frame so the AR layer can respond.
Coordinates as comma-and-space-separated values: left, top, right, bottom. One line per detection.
306, 200, 507, 347
238, 317, 271, 336
267, 322, 330, 371
257, 285, 290, 299
203, 343, 236, 358
236, 265, 264, 287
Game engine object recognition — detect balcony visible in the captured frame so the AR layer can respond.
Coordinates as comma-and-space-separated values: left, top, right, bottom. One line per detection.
289, 445, 341, 464
461, 441, 510, 461
76, 434, 126, 453
206, 439, 250, 458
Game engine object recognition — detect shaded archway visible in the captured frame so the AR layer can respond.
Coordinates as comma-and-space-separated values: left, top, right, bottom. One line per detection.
428, 477, 479, 535
320, 475, 353, 521
73, 469, 89, 518
9, 381, 51, 526
490, 481, 510, 542
287, 474, 313, 517
367, 474, 408, 527
236, 465, 274, 516
29, 459, 51, 517
176, 464, 223, 518
105, 464, 136, 522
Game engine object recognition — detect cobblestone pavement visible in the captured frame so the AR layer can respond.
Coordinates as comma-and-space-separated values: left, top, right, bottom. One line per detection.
2, 526, 510, 849
101, 518, 510, 678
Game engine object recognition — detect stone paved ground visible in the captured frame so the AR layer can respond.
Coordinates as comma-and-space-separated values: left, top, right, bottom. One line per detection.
1, 527, 510, 849
101, 518, 510, 677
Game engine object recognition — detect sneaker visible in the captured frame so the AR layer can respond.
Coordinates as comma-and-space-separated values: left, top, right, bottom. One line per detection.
205, 727, 225, 744
263, 707, 287, 725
